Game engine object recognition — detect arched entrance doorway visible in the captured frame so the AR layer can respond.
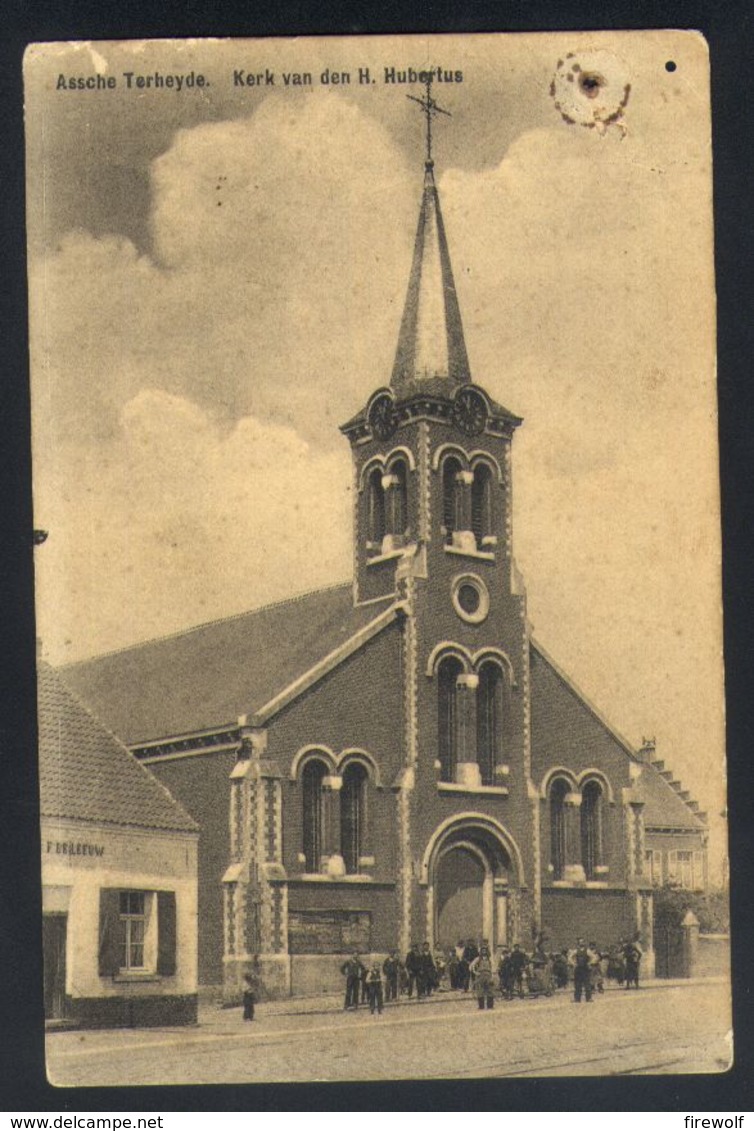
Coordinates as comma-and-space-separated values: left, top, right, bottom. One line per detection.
423, 815, 524, 951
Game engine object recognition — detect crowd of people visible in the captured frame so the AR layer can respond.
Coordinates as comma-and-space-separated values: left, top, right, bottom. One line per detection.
338, 936, 644, 1016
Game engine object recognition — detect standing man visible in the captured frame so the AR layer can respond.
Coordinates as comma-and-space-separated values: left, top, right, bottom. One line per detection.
569, 937, 597, 1003
382, 950, 400, 1003
622, 938, 643, 990
509, 943, 529, 999
419, 941, 437, 997
242, 958, 260, 1022
470, 944, 496, 1010
365, 963, 384, 1015
498, 946, 514, 999
405, 943, 422, 998
341, 952, 365, 1011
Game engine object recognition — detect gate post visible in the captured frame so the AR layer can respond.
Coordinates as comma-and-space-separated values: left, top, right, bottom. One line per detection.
680, 908, 700, 978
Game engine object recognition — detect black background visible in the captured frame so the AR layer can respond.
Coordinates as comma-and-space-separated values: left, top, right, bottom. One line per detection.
1, 0, 752, 1113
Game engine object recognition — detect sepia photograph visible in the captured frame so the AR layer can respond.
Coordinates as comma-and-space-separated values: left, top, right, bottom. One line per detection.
24, 31, 730, 1085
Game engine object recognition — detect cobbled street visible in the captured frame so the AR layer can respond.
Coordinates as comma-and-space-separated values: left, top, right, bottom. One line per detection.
47, 978, 731, 1085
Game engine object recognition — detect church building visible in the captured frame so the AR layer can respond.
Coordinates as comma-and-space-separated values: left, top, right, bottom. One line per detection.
62, 92, 707, 999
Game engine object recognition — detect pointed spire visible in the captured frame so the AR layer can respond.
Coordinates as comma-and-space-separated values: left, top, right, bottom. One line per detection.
391, 82, 471, 391
391, 161, 471, 390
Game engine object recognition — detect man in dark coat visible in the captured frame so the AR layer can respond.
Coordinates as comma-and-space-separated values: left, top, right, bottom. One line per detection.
341, 952, 365, 1010
419, 941, 437, 997
569, 938, 597, 1003
509, 943, 528, 998
382, 950, 401, 1002
498, 947, 514, 999
622, 939, 642, 989
405, 943, 422, 998
552, 949, 569, 989
242, 964, 260, 1022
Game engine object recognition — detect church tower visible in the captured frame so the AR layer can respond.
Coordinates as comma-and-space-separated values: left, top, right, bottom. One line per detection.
341, 83, 537, 954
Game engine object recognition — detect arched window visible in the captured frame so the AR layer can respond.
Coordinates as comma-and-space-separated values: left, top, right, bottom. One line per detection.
302, 759, 327, 873
386, 458, 408, 540
471, 463, 494, 549
550, 778, 570, 880
476, 661, 505, 786
438, 655, 463, 783
442, 457, 463, 545
367, 468, 386, 548
340, 762, 368, 874
581, 780, 604, 879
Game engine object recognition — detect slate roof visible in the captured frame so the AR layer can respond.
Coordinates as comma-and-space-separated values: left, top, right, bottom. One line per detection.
38, 663, 197, 833
62, 583, 394, 746
59, 583, 705, 834
391, 162, 472, 389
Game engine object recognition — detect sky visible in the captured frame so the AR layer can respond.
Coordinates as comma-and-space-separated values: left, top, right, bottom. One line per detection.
24, 32, 726, 874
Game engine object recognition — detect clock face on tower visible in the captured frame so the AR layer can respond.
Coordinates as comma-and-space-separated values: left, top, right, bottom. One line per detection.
368, 393, 398, 440
452, 387, 487, 436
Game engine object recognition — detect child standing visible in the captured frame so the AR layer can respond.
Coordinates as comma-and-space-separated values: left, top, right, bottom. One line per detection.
365, 963, 384, 1015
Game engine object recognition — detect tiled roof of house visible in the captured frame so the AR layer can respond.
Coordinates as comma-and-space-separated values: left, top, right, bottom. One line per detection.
38, 663, 197, 833
62, 583, 395, 746
634, 761, 707, 830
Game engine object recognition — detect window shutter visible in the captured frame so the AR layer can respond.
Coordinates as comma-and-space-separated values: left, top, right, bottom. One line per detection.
157, 891, 177, 976
98, 889, 121, 977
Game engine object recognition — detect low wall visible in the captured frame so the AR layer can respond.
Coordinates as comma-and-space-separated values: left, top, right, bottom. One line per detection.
696, 934, 730, 979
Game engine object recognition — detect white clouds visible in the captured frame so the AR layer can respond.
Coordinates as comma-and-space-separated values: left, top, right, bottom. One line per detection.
30, 95, 419, 456
35, 389, 352, 659
30, 86, 724, 864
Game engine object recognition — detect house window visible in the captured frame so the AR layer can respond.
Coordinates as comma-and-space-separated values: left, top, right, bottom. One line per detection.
550, 778, 569, 880
120, 891, 146, 970
477, 661, 504, 786
438, 655, 463, 783
677, 850, 694, 890
581, 780, 604, 879
693, 850, 705, 890
341, 762, 368, 874
302, 759, 327, 873
98, 890, 176, 978
645, 848, 663, 885
442, 457, 463, 544
367, 468, 386, 547
471, 463, 494, 548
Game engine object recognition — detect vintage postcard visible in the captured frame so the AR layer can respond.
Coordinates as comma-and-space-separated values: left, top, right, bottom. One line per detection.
26, 32, 730, 1085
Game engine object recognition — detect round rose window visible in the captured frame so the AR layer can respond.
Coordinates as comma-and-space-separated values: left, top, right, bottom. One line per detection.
451, 574, 490, 624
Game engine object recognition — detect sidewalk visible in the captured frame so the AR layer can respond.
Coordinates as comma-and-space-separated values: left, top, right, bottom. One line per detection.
200, 974, 727, 1029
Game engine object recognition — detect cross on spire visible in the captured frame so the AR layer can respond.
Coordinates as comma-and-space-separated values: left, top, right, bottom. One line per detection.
407, 74, 451, 166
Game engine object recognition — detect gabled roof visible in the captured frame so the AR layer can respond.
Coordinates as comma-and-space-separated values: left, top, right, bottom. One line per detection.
530, 639, 706, 831
634, 763, 706, 831
391, 161, 471, 390
62, 583, 396, 746
38, 663, 197, 833
530, 638, 637, 760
